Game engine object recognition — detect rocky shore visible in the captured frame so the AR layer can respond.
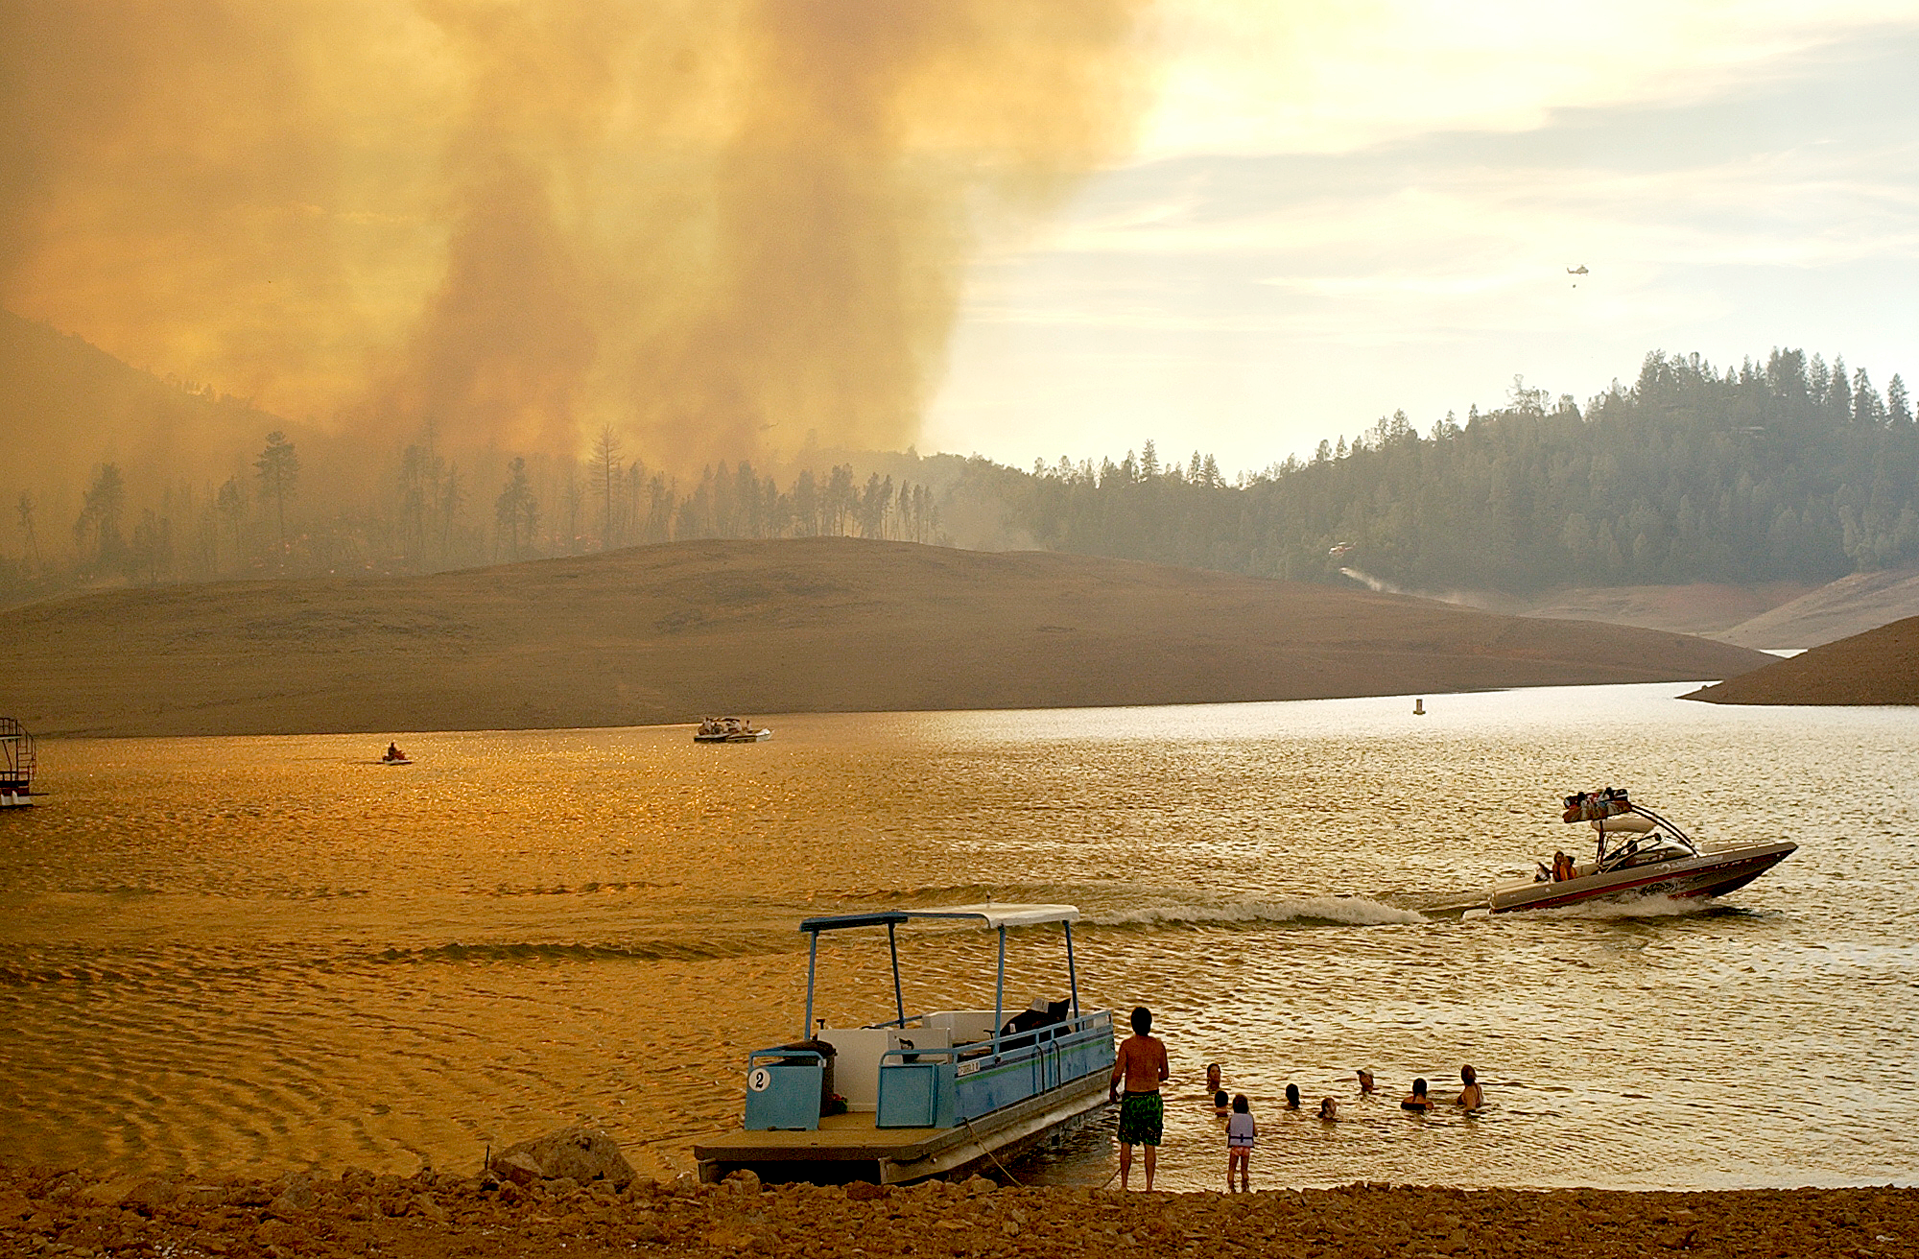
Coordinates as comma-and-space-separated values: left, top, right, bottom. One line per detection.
3, 1163, 1911, 1259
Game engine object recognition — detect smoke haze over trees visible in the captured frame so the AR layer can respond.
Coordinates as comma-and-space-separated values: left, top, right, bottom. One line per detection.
5, 312, 1915, 606
0, 0, 1154, 478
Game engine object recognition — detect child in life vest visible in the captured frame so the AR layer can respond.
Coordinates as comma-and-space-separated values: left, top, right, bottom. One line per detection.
1225, 1094, 1256, 1191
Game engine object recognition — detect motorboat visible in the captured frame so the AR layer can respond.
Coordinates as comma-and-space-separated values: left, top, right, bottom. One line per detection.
379, 744, 412, 765
694, 716, 772, 743
694, 904, 1115, 1185
0, 718, 34, 807
1487, 788, 1795, 914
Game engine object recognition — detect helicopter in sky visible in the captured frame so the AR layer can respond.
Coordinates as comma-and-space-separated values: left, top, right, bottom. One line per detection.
1567, 265, 1588, 275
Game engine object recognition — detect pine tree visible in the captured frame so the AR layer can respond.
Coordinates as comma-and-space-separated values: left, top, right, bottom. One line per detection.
1888, 375, 1912, 428
255, 431, 299, 566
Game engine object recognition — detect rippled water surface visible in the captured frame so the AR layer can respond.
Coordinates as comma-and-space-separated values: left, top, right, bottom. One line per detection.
2, 683, 1915, 1191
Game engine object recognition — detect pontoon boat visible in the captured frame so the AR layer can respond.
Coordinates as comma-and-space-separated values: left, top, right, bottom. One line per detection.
1, 718, 34, 807
694, 904, 1114, 1184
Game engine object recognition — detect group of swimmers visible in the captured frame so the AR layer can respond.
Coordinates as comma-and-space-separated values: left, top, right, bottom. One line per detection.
1204, 1061, 1484, 1191
1109, 1004, 1487, 1193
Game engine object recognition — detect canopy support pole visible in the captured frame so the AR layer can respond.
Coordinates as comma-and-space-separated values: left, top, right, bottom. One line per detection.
803, 930, 820, 1040
887, 921, 905, 1026
994, 926, 1007, 1040
1064, 922, 1080, 1017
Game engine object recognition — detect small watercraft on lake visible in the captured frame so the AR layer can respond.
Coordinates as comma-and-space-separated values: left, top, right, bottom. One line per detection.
1, 718, 35, 807
1486, 788, 1795, 914
694, 904, 1114, 1185
694, 716, 771, 743
379, 743, 412, 765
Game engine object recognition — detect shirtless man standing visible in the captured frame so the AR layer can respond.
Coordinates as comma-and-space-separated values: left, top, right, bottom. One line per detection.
1108, 1006, 1170, 1190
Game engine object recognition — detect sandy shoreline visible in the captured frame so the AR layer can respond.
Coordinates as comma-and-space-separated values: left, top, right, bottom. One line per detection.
4, 1163, 1912, 1259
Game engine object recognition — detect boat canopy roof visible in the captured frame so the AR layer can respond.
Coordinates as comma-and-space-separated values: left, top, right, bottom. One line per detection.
798, 903, 1080, 934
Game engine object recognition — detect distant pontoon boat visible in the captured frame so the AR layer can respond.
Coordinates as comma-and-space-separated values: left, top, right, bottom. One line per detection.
694, 904, 1114, 1184
694, 717, 771, 743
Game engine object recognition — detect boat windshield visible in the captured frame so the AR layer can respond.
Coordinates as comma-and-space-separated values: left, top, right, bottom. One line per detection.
1594, 828, 1696, 872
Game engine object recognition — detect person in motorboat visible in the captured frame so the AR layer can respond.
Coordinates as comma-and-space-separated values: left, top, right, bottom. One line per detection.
1108, 1005, 1170, 1191
384, 743, 407, 762
1552, 850, 1576, 881
1401, 1078, 1432, 1112
1455, 1064, 1483, 1110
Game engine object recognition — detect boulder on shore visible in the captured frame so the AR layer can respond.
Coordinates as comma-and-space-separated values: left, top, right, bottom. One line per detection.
487, 1124, 635, 1189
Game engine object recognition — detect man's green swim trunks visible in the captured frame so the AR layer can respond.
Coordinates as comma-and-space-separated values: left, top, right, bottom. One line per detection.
1117, 1091, 1163, 1146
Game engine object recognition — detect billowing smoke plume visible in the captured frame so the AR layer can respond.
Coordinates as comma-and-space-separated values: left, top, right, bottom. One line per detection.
1, 0, 1155, 479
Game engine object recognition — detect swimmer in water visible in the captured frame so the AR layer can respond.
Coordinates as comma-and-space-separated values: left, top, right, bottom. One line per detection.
1402, 1078, 1432, 1112
1283, 1083, 1301, 1110
1357, 1068, 1375, 1095
1456, 1064, 1483, 1110
1318, 1097, 1339, 1121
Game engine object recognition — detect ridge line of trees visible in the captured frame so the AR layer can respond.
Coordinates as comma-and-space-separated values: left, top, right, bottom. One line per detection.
7, 346, 1915, 600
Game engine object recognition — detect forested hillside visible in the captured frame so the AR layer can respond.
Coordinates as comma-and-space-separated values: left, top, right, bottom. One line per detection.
958, 350, 1917, 593
5, 308, 1914, 603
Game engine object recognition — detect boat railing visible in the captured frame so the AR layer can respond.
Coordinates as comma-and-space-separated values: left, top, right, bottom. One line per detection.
875, 1010, 1113, 1128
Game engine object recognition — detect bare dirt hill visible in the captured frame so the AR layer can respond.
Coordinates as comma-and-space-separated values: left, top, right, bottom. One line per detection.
1710, 567, 1919, 649
1513, 581, 1814, 637
1683, 616, 1919, 705
2, 538, 1774, 738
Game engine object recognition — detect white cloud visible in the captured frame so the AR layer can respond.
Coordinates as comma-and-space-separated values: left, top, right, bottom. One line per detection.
1141, 0, 1919, 157
924, 13, 1919, 474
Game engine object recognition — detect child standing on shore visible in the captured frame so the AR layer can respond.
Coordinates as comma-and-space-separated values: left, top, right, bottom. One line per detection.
1225, 1094, 1255, 1191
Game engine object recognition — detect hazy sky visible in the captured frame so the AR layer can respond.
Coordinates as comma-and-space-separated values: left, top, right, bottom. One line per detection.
924, 1, 1919, 474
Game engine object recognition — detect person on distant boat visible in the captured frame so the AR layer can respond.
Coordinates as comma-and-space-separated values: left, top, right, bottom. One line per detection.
1402, 1078, 1432, 1112
1456, 1064, 1484, 1110
1225, 1094, 1256, 1192
1318, 1097, 1340, 1121
1108, 1005, 1170, 1191
1283, 1083, 1301, 1110
1357, 1068, 1375, 1094
385, 743, 405, 762
1552, 850, 1576, 882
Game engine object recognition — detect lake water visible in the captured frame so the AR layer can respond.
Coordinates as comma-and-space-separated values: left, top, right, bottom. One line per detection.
2, 683, 1914, 1192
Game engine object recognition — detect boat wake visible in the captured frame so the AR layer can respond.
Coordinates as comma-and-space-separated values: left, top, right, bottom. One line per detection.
1090, 897, 1424, 929
370, 938, 760, 966
1531, 894, 1708, 921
